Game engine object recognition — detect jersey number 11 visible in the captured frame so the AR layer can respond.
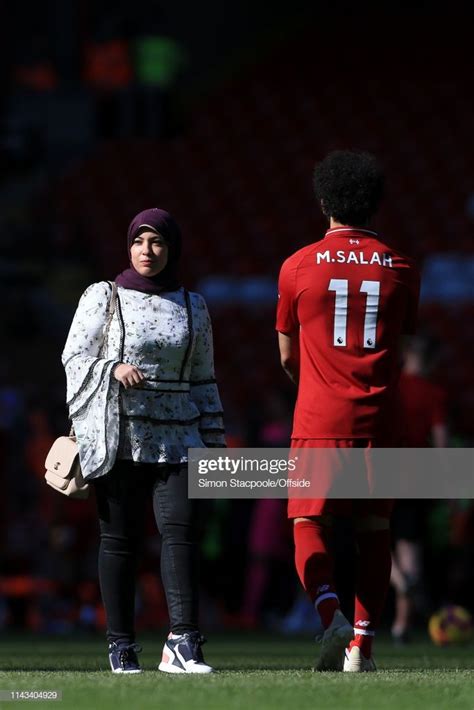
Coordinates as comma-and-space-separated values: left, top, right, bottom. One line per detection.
328, 279, 380, 349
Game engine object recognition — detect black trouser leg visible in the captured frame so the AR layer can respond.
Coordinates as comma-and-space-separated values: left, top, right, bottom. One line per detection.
152, 467, 199, 634
94, 461, 149, 645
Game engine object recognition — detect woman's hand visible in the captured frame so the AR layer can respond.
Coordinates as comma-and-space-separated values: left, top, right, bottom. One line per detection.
113, 363, 146, 389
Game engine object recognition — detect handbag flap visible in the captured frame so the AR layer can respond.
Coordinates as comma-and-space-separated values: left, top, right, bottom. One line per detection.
45, 469, 70, 490
45, 470, 89, 497
45, 437, 79, 479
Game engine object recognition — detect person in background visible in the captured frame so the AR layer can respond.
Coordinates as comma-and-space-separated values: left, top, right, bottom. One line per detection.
239, 391, 293, 629
390, 337, 448, 643
62, 208, 225, 673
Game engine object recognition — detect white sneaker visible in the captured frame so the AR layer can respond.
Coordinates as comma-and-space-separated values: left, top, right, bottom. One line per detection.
343, 645, 377, 672
158, 632, 215, 674
314, 610, 354, 671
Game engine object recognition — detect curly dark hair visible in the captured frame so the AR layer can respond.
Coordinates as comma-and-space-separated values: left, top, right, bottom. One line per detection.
313, 150, 385, 226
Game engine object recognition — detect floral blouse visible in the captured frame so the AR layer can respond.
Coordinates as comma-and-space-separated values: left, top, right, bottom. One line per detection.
62, 282, 225, 480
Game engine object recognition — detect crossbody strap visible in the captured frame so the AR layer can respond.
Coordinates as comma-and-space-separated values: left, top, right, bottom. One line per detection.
179, 289, 195, 382
101, 281, 118, 353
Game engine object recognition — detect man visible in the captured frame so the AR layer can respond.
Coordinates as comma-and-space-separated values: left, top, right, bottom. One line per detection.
391, 337, 448, 643
276, 150, 420, 671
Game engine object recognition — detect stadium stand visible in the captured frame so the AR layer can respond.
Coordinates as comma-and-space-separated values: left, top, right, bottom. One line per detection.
54, 35, 474, 439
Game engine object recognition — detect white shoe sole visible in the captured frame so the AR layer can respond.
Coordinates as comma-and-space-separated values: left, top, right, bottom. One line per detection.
158, 661, 186, 674
110, 667, 142, 674
158, 661, 214, 674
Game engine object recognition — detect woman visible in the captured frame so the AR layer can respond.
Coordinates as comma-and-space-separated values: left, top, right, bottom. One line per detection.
62, 208, 225, 674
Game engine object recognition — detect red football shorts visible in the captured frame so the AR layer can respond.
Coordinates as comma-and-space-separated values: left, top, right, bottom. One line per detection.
287, 438, 394, 519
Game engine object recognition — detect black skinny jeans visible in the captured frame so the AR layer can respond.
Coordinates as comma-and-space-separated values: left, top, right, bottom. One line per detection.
93, 459, 198, 644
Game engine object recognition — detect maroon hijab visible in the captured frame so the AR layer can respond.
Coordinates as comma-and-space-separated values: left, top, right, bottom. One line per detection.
115, 208, 182, 294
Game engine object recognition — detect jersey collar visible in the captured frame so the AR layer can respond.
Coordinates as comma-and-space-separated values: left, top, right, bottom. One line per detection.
324, 227, 378, 239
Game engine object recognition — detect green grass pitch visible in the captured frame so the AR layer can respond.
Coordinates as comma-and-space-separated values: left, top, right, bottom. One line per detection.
0, 633, 472, 710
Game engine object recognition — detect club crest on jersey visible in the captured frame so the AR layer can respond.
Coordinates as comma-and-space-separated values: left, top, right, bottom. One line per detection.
316, 250, 393, 268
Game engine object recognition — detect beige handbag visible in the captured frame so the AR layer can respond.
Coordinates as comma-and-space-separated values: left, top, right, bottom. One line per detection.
45, 430, 89, 499
45, 281, 118, 499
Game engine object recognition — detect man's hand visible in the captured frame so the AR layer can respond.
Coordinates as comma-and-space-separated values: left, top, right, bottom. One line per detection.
278, 331, 300, 385
113, 363, 146, 389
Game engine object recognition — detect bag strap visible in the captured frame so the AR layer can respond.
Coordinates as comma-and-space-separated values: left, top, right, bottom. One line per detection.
101, 281, 118, 354
106, 281, 118, 322
179, 289, 194, 382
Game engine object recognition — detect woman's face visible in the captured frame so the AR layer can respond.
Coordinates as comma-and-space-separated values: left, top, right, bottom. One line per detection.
130, 230, 169, 277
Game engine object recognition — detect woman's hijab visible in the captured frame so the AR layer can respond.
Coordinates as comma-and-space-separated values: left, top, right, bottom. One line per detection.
115, 208, 182, 294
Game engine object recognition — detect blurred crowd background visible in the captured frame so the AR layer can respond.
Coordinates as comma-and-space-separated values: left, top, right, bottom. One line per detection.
0, 0, 473, 639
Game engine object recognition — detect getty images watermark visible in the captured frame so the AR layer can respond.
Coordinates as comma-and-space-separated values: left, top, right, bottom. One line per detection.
188, 448, 474, 499
195, 453, 309, 491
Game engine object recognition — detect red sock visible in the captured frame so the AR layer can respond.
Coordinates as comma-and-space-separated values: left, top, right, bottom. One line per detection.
351, 528, 391, 657
293, 519, 339, 628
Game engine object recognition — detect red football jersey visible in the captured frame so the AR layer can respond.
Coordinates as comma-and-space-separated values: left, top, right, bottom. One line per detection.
276, 227, 420, 439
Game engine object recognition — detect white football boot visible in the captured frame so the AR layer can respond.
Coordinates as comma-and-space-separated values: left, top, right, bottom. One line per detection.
314, 610, 354, 671
159, 632, 214, 674
343, 645, 377, 672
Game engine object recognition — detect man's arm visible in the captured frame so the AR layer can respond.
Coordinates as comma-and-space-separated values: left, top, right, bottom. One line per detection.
276, 255, 300, 384
278, 331, 300, 385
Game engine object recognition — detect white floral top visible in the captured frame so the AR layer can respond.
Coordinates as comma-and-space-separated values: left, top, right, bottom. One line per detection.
62, 282, 225, 480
